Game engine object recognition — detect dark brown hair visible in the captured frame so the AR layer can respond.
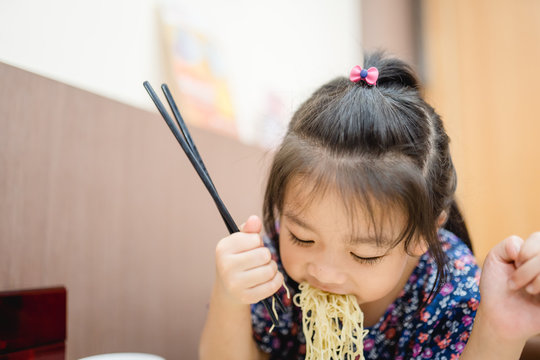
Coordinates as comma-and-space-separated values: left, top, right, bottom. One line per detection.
263, 52, 472, 301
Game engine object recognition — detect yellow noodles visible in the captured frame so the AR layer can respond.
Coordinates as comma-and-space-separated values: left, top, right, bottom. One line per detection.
269, 281, 291, 333
269, 297, 277, 333
284, 282, 291, 299
293, 282, 368, 360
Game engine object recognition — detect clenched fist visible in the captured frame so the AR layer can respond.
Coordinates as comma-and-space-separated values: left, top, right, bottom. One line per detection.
215, 215, 284, 305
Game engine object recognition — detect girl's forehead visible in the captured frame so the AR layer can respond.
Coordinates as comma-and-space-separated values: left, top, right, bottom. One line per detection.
283, 175, 399, 218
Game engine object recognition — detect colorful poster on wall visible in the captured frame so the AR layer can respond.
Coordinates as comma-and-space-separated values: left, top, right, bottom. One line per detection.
158, 6, 237, 138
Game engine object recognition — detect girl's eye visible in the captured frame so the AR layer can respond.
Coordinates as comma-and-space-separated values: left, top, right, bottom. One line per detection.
350, 252, 383, 265
289, 233, 314, 247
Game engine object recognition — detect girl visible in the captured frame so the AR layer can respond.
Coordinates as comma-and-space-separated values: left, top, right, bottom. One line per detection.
199, 52, 540, 359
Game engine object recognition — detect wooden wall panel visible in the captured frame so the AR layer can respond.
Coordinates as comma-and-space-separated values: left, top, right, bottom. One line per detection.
422, 0, 540, 262
0, 62, 271, 359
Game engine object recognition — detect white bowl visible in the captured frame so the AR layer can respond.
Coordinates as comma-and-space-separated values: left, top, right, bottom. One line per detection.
79, 353, 165, 360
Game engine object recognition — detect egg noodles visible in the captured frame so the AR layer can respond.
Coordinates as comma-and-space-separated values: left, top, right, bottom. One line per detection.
292, 282, 368, 360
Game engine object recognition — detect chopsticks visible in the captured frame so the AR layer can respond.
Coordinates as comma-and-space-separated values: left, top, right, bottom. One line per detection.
143, 81, 285, 327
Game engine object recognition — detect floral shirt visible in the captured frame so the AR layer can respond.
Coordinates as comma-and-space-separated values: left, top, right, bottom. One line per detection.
251, 229, 481, 360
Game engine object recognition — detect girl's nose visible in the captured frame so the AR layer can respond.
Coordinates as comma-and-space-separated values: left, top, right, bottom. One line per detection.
307, 261, 347, 286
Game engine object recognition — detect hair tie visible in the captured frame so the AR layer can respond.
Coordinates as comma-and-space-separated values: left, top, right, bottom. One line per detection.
349, 65, 379, 86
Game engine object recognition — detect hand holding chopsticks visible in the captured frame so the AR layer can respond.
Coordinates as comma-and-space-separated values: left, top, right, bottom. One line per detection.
143, 81, 285, 327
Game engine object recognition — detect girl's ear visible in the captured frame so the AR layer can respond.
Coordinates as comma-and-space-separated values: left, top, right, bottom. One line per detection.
437, 210, 448, 228
410, 238, 429, 257
408, 211, 449, 257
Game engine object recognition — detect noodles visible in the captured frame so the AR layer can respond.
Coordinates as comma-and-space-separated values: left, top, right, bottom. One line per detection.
269, 297, 278, 333
269, 281, 291, 333
284, 282, 291, 299
293, 282, 368, 360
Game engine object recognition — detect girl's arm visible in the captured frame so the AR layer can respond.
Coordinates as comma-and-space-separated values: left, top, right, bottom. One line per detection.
199, 216, 283, 360
460, 233, 540, 360
199, 281, 268, 360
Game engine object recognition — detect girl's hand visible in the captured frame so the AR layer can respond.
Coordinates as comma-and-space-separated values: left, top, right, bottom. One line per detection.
479, 232, 540, 341
214, 215, 283, 305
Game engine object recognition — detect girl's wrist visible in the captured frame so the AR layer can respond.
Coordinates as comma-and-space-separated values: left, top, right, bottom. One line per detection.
461, 305, 526, 360
475, 303, 528, 343
213, 277, 249, 309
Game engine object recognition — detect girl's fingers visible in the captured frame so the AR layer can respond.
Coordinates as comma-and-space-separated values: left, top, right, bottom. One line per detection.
230, 246, 272, 271
492, 235, 523, 263
516, 232, 540, 267
217, 245, 270, 283
242, 215, 262, 234
524, 274, 540, 295
510, 255, 540, 290
508, 236, 525, 262
239, 270, 284, 304
216, 232, 262, 255
232, 260, 278, 290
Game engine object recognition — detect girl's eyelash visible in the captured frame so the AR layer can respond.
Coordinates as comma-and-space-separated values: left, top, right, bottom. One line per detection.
289, 232, 383, 265
289, 233, 314, 247
350, 253, 383, 265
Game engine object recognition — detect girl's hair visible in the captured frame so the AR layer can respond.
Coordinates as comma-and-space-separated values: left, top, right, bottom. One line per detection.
263, 51, 472, 301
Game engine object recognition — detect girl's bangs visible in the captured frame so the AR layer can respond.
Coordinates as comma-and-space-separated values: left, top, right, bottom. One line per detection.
277, 139, 433, 251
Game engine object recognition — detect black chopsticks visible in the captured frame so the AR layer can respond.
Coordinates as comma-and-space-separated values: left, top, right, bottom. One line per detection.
143, 81, 285, 327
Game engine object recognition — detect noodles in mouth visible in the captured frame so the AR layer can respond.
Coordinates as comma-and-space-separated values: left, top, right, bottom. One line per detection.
292, 282, 368, 360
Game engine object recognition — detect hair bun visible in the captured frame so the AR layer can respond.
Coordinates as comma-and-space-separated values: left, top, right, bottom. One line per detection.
363, 52, 420, 90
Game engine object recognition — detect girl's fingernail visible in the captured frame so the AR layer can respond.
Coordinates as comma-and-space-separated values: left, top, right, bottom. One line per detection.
526, 284, 535, 294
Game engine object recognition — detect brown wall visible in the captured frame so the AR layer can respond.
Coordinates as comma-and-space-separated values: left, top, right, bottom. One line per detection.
0, 62, 271, 359
422, 0, 540, 262
361, 0, 421, 68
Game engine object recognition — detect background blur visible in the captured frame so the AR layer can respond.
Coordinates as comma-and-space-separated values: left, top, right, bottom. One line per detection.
1, 0, 539, 359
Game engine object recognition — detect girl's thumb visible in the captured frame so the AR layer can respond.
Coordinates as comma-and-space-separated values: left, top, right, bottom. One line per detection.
241, 215, 262, 234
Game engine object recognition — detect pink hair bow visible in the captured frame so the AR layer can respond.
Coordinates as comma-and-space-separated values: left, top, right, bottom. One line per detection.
349, 65, 379, 85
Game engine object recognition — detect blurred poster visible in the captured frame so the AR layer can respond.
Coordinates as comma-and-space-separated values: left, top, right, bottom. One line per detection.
158, 5, 237, 138
255, 92, 288, 149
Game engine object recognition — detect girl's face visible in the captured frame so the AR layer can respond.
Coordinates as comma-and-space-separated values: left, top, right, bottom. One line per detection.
279, 178, 426, 313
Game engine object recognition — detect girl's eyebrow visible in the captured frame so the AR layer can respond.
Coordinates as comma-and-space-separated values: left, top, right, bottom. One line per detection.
348, 236, 390, 246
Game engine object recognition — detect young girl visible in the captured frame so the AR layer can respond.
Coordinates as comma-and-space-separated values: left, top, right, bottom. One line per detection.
199, 52, 540, 359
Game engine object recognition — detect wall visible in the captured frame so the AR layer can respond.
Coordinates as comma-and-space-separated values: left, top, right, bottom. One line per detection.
0, 62, 270, 359
0, 0, 362, 145
361, 0, 421, 69
0, 0, 165, 112
422, 0, 540, 262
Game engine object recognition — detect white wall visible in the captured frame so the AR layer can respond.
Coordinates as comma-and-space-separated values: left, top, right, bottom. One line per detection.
0, 0, 362, 145
0, 0, 164, 111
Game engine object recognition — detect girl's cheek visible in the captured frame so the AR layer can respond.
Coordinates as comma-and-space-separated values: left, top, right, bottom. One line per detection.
279, 241, 304, 280
353, 271, 400, 303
